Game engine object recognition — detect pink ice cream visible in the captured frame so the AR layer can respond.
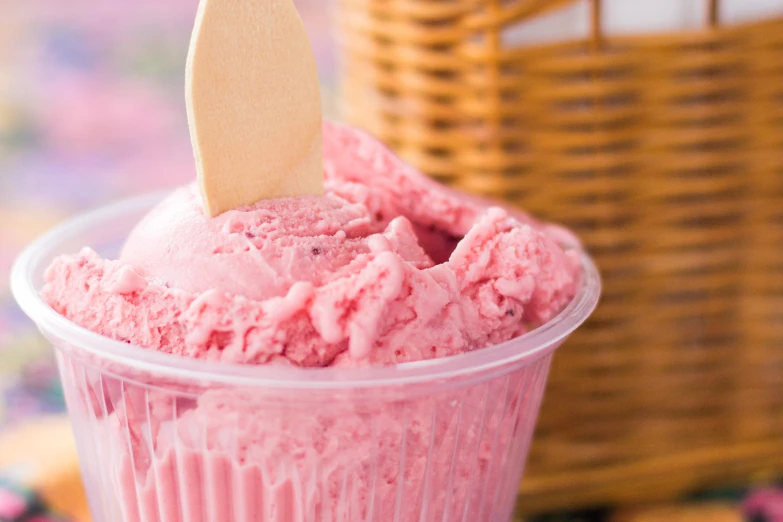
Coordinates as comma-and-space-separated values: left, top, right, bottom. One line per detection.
42, 123, 582, 522
44, 123, 579, 368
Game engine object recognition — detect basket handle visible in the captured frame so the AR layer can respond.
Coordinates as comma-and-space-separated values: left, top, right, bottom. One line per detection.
708, 0, 720, 27
589, 0, 722, 49
590, 0, 602, 50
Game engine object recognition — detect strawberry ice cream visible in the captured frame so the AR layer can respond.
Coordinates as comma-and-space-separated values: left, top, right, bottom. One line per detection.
35, 123, 588, 522
43, 123, 580, 368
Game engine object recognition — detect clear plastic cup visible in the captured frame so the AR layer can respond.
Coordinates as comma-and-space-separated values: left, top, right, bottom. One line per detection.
11, 192, 600, 522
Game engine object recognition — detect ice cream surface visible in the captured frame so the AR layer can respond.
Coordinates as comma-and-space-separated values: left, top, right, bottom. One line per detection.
39, 123, 586, 522
42, 123, 580, 369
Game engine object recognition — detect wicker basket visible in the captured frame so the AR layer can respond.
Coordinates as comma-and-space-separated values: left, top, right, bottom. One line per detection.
335, 0, 783, 513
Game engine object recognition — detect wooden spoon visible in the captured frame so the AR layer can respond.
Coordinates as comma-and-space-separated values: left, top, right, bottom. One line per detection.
186, 0, 324, 217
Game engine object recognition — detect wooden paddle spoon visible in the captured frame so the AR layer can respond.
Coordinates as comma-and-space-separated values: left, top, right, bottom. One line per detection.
186, 0, 324, 217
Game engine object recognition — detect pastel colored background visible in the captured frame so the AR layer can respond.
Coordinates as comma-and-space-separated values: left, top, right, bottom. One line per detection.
0, 0, 336, 429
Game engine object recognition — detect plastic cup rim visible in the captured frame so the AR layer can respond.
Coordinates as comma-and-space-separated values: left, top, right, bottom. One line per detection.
11, 191, 601, 389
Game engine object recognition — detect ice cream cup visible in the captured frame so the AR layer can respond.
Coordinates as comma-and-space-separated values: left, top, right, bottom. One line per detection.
11, 192, 600, 522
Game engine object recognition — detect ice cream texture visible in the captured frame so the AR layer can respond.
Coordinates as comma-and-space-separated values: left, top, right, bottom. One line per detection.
40, 123, 583, 522
43, 123, 580, 369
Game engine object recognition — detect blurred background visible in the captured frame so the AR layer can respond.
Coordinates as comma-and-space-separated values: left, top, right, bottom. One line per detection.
0, 0, 334, 430
1, 0, 783, 521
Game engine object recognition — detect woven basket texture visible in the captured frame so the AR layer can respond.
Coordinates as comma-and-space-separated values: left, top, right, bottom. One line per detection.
336, 0, 783, 513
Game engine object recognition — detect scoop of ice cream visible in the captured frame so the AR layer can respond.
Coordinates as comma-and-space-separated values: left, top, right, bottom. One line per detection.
42, 123, 581, 367
322, 122, 583, 255
41, 123, 584, 522
120, 186, 431, 301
